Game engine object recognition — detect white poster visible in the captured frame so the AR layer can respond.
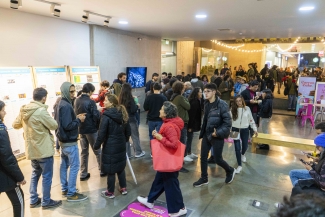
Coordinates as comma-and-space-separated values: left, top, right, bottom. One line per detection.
297, 77, 316, 97
0, 67, 34, 157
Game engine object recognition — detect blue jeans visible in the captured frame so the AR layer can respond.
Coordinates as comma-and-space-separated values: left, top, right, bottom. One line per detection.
30, 157, 54, 206
288, 95, 296, 110
148, 120, 163, 140
233, 127, 249, 166
60, 144, 80, 197
289, 169, 312, 186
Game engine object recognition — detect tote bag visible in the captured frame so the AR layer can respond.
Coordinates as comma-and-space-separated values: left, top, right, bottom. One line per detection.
151, 139, 185, 172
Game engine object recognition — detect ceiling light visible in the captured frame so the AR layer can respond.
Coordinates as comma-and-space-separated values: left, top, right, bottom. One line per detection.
165, 39, 169, 45
299, 6, 315, 11
82, 12, 89, 23
10, 0, 19, 9
35, 1, 61, 17
53, 8, 60, 17
195, 14, 207, 19
104, 19, 109, 27
119, 21, 128, 24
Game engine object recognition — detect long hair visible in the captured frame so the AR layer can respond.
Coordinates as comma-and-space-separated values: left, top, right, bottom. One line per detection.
0, 100, 5, 122
231, 95, 246, 121
188, 87, 201, 101
106, 94, 129, 124
118, 83, 133, 109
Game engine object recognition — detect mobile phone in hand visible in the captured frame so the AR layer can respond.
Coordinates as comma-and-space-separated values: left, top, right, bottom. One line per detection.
300, 158, 308, 165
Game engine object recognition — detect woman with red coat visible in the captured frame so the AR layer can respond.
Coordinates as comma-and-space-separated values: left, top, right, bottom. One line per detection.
137, 101, 187, 217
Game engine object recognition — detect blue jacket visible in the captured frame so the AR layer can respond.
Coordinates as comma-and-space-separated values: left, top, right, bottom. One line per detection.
234, 82, 242, 97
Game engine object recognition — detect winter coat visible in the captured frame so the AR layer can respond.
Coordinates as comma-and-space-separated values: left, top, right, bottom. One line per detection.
159, 117, 184, 149
187, 98, 202, 132
214, 77, 223, 88
183, 88, 192, 99
94, 107, 131, 174
199, 98, 231, 141
54, 98, 81, 144
164, 88, 173, 101
124, 98, 138, 118
239, 83, 249, 95
241, 88, 260, 114
171, 94, 190, 124
309, 151, 325, 189
219, 81, 232, 101
191, 78, 204, 91
93, 89, 109, 108
74, 94, 101, 134
0, 121, 24, 192
247, 68, 255, 79
12, 101, 58, 160
234, 82, 242, 97
259, 97, 273, 118
231, 106, 257, 132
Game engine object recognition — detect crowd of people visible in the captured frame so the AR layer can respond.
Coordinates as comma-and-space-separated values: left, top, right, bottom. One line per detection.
1, 66, 325, 217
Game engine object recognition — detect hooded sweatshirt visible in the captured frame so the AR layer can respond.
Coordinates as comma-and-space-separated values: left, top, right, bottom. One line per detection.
12, 101, 58, 160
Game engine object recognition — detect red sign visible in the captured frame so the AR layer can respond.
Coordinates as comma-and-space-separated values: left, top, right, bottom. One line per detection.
319, 51, 324, 57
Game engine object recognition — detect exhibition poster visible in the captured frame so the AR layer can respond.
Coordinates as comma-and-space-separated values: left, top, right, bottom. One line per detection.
69, 66, 101, 97
295, 96, 314, 115
33, 66, 69, 114
0, 67, 35, 157
297, 77, 316, 97
315, 82, 325, 104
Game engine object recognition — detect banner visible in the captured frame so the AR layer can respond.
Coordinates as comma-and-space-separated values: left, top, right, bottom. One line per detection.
315, 82, 325, 104
297, 77, 316, 97
0, 67, 35, 158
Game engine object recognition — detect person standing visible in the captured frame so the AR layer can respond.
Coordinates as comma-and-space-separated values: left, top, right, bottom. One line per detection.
111, 72, 127, 97
137, 102, 187, 217
277, 68, 286, 94
219, 75, 232, 105
0, 101, 26, 217
55, 82, 88, 202
145, 73, 159, 94
247, 63, 255, 80
193, 83, 236, 187
284, 74, 297, 111
186, 87, 203, 160
119, 83, 145, 158
13, 88, 62, 209
190, 73, 204, 91
143, 82, 167, 140
93, 80, 110, 108
230, 96, 258, 174
258, 89, 273, 149
95, 94, 131, 199
74, 83, 102, 180
220, 63, 229, 76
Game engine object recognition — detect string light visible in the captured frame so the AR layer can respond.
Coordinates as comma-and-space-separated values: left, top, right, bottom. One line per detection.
275, 37, 300, 52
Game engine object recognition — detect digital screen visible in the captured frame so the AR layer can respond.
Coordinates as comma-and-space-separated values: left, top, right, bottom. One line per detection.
126, 67, 147, 88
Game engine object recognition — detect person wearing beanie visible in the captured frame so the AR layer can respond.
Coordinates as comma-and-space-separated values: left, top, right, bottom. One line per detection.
289, 133, 325, 190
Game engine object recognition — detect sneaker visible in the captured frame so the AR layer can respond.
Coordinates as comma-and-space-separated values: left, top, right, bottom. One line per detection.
101, 190, 115, 199
120, 188, 128, 195
135, 151, 145, 158
137, 196, 154, 209
225, 167, 236, 184
62, 189, 79, 197
235, 166, 242, 174
179, 167, 189, 173
193, 178, 209, 187
54, 150, 60, 157
189, 153, 198, 159
80, 173, 90, 181
169, 207, 187, 217
67, 193, 88, 202
207, 156, 215, 164
184, 155, 193, 162
30, 197, 41, 208
42, 199, 62, 209
242, 155, 246, 163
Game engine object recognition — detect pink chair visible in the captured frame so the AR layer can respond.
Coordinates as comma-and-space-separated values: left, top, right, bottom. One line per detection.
297, 98, 310, 118
301, 104, 315, 127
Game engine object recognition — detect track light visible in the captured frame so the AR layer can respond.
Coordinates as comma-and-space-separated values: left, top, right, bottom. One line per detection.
82, 10, 111, 26
82, 12, 89, 23
35, 1, 61, 17
54, 8, 60, 17
104, 19, 110, 27
10, 0, 18, 9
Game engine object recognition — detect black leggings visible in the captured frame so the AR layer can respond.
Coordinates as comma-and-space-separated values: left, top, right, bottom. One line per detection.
5, 186, 24, 217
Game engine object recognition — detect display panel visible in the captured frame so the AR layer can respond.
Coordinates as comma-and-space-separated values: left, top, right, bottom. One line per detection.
126, 67, 147, 88
0, 67, 35, 158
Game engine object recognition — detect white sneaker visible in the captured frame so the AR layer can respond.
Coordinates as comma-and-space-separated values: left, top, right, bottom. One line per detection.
242, 155, 246, 163
189, 153, 198, 159
135, 151, 145, 158
184, 156, 193, 162
137, 196, 154, 209
169, 207, 187, 217
236, 166, 242, 174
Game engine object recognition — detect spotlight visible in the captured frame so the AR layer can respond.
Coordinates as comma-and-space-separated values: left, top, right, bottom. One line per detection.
54, 9, 60, 17
35, 1, 61, 17
82, 12, 89, 23
138, 38, 142, 41
10, 0, 18, 9
104, 19, 109, 27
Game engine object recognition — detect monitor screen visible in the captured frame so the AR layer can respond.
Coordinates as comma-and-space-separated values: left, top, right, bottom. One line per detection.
126, 67, 147, 88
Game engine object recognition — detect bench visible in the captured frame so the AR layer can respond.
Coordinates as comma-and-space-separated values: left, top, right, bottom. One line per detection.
251, 133, 315, 152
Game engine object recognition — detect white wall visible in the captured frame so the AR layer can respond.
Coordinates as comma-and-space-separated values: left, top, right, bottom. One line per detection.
0, 8, 90, 67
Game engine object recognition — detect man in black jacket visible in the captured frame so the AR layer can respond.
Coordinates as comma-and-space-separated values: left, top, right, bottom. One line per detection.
145, 72, 159, 94
0, 100, 26, 217
55, 82, 88, 202
74, 83, 101, 181
193, 83, 236, 187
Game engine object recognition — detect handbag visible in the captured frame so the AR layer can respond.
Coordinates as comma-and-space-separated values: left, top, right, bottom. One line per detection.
230, 108, 243, 139
150, 124, 186, 172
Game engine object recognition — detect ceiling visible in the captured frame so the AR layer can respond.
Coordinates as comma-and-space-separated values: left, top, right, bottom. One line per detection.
1, 0, 325, 41
267, 43, 325, 54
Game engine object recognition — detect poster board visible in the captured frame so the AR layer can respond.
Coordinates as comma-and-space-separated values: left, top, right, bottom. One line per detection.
315, 82, 325, 104
297, 77, 316, 97
32, 66, 69, 115
68, 66, 101, 97
0, 67, 35, 158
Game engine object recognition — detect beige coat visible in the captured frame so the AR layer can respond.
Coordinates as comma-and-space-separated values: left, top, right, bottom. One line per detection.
12, 101, 58, 160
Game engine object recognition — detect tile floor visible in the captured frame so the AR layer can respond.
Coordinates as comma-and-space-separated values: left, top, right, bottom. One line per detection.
0, 113, 318, 217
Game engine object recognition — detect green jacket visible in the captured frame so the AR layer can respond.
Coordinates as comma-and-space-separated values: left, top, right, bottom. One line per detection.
171, 95, 190, 123
286, 77, 296, 95
247, 68, 255, 79
219, 81, 232, 100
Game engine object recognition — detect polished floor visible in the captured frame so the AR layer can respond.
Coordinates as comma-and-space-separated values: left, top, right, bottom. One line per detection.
0, 113, 318, 217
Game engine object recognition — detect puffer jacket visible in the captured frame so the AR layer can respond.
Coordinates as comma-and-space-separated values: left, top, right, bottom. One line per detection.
199, 98, 231, 141
259, 96, 273, 118
94, 107, 131, 174
309, 151, 325, 189
0, 121, 24, 192
12, 101, 58, 160
159, 117, 184, 149
74, 94, 101, 134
